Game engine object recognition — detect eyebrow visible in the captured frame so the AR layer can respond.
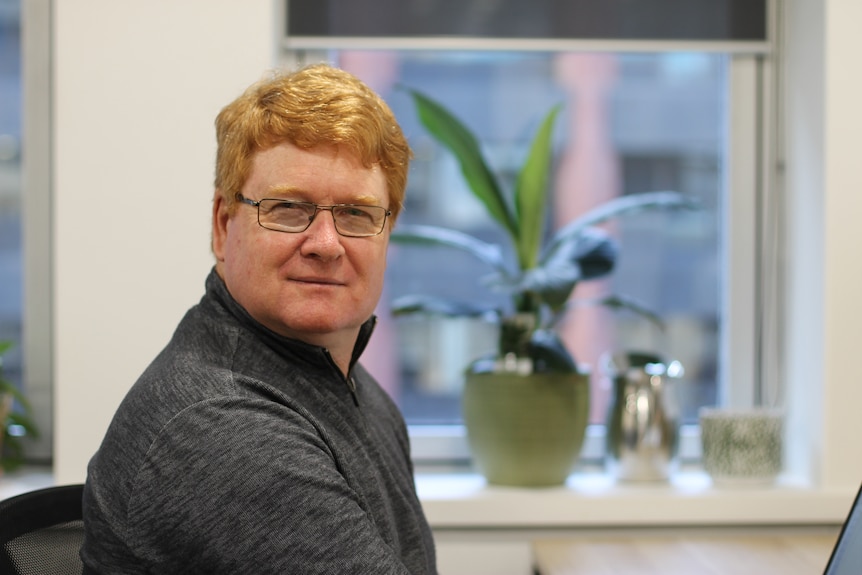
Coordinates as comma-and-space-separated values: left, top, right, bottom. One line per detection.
265, 184, 303, 197
265, 185, 383, 206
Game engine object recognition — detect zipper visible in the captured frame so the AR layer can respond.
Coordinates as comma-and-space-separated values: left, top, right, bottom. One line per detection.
346, 375, 359, 407
321, 347, 360, 407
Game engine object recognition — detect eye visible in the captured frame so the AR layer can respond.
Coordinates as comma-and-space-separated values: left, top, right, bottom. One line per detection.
345, 206, 372, 217
272, 201, 304, 211
337, 205, 376, 222
262, 200, 312, 216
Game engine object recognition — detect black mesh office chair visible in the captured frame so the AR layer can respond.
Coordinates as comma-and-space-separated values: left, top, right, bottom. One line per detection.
0, 484, 85, 575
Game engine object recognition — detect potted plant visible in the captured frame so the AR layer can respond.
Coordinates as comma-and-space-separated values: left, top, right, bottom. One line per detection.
0, 340, 39, 473
390, 90, 693, 486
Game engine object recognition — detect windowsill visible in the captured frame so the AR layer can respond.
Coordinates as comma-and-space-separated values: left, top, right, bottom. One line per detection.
416, 467, 857, 529
2, 465, 854, 530
0, 465, 54, 500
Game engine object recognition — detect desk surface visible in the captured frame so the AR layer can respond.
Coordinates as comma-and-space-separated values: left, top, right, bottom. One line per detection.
533, 532, 838, 575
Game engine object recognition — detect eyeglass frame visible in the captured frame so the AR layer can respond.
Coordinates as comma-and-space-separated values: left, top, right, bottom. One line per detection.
235, 194, 392, 238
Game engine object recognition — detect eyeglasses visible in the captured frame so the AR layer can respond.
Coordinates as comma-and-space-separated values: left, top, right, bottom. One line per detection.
236, 194, 391, 238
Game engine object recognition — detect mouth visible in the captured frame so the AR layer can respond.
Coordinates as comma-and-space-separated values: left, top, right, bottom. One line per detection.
291, 276, 344, 286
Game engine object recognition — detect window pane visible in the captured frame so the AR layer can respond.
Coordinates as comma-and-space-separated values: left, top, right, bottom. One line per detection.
328, 50, 724, 427
0, 0, 23, 397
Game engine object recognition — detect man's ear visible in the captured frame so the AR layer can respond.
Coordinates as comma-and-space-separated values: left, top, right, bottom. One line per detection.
212, 191, 230, 262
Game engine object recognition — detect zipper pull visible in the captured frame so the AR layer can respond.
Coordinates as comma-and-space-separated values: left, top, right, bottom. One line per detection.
347, 376, 359, 407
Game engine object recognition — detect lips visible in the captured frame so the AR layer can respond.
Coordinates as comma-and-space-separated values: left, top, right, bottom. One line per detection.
291, 276, 344, 286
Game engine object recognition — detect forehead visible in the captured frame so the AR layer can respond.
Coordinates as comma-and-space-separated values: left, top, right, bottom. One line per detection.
247, 143, 387, 204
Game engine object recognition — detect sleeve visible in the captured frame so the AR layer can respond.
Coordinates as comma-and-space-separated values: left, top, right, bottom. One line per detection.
124, 396, 418, 575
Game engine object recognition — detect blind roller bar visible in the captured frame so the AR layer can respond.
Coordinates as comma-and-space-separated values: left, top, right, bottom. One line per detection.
286, 0, 768, 42
282, 36, 770, 55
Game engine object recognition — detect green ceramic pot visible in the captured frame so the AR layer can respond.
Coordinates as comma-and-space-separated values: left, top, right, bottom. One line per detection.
462, 370, 590, 487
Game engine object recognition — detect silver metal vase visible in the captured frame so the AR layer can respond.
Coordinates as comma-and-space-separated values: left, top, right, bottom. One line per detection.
604, 351, 684, 481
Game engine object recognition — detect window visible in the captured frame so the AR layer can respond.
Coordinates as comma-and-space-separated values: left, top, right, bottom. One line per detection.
277, 40, 766, 464
4, 0, 51, 466
0, 0, 24, 431
280, 2, 770, 468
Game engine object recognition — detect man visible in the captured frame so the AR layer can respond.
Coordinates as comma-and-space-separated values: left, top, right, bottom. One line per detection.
81, 64, 437, 574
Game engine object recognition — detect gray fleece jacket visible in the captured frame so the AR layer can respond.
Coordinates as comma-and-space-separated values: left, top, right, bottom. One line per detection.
81, 270, 437, 574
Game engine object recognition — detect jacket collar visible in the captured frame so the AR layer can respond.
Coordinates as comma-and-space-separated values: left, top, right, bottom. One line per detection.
204, 268, 376, 374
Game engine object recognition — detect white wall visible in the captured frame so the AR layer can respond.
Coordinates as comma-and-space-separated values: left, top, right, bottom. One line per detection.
53, 0, 277, 483
783, 0, 862, 488
818, 0, 862, 486
51, 0, 862, 494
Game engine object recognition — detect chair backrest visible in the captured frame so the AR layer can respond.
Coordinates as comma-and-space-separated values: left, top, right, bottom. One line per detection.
0, 484, 85, 575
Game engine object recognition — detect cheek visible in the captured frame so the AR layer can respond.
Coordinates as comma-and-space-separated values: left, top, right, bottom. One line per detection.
223, 221, 267, 276
224, 224, 248, 267
363, 243, 389, 296
226, 217, 270, 258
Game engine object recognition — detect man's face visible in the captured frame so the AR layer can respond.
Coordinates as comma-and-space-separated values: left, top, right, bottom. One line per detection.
212, 142, 390, 350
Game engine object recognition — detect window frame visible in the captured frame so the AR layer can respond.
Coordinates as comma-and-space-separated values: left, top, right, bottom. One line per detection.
20, 0, 53, 464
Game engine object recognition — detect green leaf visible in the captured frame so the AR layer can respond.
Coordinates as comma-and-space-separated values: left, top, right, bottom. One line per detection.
527, 329, 578, 373
573, 293, 666, 331
515, 104, 561, 270
391, 224, 510, 276
542, 227, 617, 283
542, 191, 696, 265
406, 89, 519, 239
487, 263, 581, 310
391, 295, 500, 321
486, 227, 618, 313
597, 294, 666, 331
0, 381, 32, 410
0, 341, 23, 400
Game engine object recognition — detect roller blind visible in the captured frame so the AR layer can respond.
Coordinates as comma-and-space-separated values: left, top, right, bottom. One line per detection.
286, 0, 766, 42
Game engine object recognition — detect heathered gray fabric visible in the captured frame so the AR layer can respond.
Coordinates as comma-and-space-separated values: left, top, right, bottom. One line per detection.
81, 270, 437, 574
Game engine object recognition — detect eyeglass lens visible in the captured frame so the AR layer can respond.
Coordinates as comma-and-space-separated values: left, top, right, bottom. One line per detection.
258, 199, 387, 237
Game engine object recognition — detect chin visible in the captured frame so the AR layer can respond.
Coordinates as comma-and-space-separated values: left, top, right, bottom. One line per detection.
277, 316, 359, 337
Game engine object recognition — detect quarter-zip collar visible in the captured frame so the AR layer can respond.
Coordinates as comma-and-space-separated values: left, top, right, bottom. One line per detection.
204, 268, 374, 404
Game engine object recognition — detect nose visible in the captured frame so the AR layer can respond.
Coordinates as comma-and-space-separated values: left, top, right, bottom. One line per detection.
299, 209, 345, 260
